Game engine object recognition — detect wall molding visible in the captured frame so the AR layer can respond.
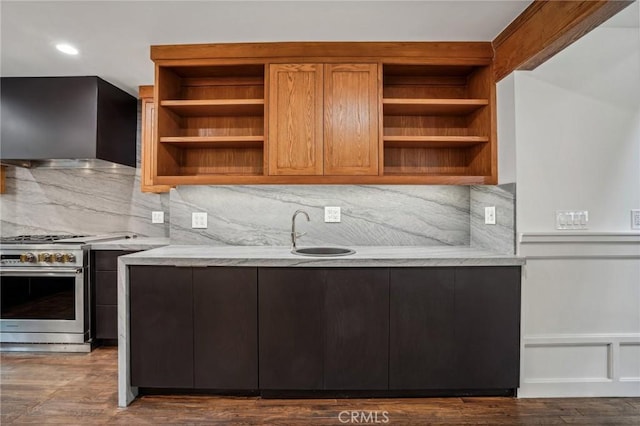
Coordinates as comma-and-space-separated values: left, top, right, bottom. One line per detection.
518, 232, 640, 259
519, 333, 640, 397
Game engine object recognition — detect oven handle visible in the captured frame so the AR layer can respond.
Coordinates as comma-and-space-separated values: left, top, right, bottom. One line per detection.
0, 267, 83, 276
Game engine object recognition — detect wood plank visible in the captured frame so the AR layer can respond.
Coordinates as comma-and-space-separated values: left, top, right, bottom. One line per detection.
493, 0, 635, 81
383, 99, 488, 116
0, 166, 6, 194
152, 42, 493, 62
152, 173, 493, 185
383, 136, 488, 148
160, 99, 264, 116
160, 135, 264, 149
138, 85, 154, 99
2, 347, 639, 424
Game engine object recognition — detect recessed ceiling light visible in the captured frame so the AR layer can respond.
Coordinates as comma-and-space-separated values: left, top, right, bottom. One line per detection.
56, 44, 79, 55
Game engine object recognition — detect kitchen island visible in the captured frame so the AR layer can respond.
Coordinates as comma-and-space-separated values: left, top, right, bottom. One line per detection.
118, 246, 524, 407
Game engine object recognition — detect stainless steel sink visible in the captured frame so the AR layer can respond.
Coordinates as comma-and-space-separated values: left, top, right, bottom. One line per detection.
292, 247, 356, 257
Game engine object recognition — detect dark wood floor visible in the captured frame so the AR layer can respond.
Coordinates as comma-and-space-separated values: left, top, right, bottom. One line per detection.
1, 347, 639, 425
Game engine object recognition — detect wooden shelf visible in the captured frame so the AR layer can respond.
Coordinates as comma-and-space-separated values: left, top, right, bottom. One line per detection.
383, 98, 488, 116
383, 136, 488, 148
160, 99, 264, 116
160, 136, 264, 149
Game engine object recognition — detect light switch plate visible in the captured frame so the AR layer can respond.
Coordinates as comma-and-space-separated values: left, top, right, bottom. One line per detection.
632, 209, 640, 230
192, 212, 208, 229
556, 210, 588, 230
484, 206, 496, 225
324, 206, 341, 223
151, 211, 165, 224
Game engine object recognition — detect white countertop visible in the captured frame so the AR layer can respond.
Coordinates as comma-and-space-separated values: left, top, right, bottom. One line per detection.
118, 245, 524, 267
89, 237, 169, 251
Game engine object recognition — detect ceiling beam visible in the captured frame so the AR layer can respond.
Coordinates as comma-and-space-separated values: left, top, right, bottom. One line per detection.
493, 0, 635, 82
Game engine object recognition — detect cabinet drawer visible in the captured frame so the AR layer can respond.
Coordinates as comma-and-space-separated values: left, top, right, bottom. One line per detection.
95, 271, 117, 305
94, 250, 132, 271
95, 305, 117, 340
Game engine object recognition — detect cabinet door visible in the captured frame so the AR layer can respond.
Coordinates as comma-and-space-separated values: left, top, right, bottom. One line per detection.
324, 268, 389, 390
454, 267, 521, 389
193, 267, 258, 389
324, 64, 379, 176
268, 64, 324, 176
130, 266, 193, 388
389, 268, 455, 389
140, 91, 170, 193
259, 268, 324, 389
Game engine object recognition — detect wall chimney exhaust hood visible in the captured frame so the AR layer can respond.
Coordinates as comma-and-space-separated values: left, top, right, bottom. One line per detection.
1, 76, 137, 168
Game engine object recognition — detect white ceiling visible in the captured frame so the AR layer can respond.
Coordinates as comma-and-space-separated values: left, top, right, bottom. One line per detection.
1, 1, 637, 96
1, 0, 536, 95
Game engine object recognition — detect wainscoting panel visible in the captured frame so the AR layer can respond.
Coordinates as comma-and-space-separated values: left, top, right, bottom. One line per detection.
518, 233, 640, 397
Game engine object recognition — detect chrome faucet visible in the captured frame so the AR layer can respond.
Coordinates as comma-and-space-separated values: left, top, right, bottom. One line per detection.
291, 209, 310, 249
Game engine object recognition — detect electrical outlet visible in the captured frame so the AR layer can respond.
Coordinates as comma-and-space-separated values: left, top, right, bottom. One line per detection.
151, 211, 164, 224
632, 210, 640, 230
484, 206, 496, 225
324, 206, 341, 223
556, 210, 588, 230
191, 212, 207, 229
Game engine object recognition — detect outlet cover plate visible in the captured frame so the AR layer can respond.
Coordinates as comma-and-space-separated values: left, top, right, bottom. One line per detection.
151, 211, 165, 224
632, 209, 640, 230
324, 206, 341, 223
192, 212, 208, 229
484, 206, 496, 225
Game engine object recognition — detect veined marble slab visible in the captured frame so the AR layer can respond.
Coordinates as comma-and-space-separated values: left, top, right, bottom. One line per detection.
169, 185, 470, 246
0, 167, 170, 238
470, 184, 516, 255
119, 245, 525, 267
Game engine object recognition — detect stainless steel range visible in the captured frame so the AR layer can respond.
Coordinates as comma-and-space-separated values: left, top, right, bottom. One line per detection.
0, 234, 129, 352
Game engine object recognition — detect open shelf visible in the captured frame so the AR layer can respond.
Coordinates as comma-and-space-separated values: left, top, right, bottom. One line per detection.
160, 136, 264, 149
160, 99, 264, 117
383, 135, 488, 148
383, 98, 488, 116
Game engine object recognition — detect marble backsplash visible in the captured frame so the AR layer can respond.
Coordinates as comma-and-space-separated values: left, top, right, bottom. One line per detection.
470, 183, 516, 255
0, 167, 170, 238
169, 185, 472, 246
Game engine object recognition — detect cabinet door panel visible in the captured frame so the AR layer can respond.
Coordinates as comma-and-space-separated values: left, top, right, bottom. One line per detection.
193, 267, 258, 389
130, 266, 193, 388
325, 268, 389, 390
268, 64, 323, 175
454, 267, 521, 389
95, 271, 117, 305
259, 268, 324, 389
95, 305, 117, 340
324, 64, 379, 175
389, 268, 455, 389
94, 250, 128, 271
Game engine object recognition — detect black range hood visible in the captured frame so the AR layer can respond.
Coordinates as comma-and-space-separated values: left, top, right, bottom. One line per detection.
1, 76, 137, 168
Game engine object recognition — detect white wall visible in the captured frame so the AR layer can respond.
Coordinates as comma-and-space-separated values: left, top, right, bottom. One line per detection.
515, 26, 640, 232
509, 5, 640, 397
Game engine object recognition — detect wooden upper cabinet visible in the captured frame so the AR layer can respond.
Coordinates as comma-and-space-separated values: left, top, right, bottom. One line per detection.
150, 42, 496, 185
268, 64, 324, 176
324, 64, 378, 176
268, 63, 379, 177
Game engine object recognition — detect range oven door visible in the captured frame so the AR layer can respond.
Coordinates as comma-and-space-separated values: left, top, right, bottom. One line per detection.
0, 267, 87, 337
